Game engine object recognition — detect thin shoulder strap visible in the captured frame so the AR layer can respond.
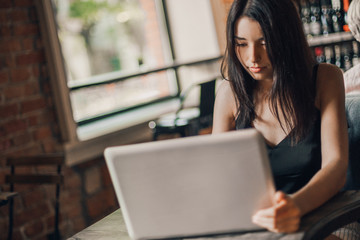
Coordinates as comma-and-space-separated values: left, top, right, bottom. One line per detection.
312, 64, 319, 83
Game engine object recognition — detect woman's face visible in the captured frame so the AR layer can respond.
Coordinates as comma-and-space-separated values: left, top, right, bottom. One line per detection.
234, 16, 273, 82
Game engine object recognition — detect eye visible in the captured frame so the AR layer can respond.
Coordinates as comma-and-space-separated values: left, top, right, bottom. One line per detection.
235, 42, 247, 47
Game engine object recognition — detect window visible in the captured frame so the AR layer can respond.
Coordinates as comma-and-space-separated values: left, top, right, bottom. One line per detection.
36, 0, 222, 165
53, 0, 177, 123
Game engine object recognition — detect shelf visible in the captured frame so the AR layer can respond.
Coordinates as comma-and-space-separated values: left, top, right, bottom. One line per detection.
308, 32, 354, 47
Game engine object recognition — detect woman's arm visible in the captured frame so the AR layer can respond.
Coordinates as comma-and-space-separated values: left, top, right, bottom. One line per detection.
212, 80, 237, 134
291, 63, 348, 215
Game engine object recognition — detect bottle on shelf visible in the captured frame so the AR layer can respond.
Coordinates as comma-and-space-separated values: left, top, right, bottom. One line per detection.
320, 0, 334, 35
342, 0, 351, 32
352, 41, 359, 67
301, 1, 312, 37
315, 46, 326, 63
324, 46, 335, 64
331, 0, 344, 33
334, 44, 343, 69
310, 0, 322, 36
342, 43, 353, 71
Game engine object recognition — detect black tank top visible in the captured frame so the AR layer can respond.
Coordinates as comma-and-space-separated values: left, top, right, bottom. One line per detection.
236, 66, 321, 194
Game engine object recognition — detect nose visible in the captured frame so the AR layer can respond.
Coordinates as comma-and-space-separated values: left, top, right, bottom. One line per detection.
249, 45, 261, 63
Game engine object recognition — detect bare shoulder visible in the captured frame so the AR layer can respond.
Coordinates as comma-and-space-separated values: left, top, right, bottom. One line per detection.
317, 63, 344, 87
317, 63, 344, 95
212, 79, 237, 133
216, 80, 237, 107
316, 63, 345, 107
217, 79, 234, 96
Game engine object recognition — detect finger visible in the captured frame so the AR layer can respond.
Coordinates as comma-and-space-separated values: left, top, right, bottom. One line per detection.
253, 208, 301, 230
253, 207, 276, 218
253, 215, 300, 233
275, 191, 287, 203
273, 218, 300, 233
253, 209, 299, 226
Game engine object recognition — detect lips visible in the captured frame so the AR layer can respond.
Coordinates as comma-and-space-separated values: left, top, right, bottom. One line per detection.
249, 67, 263, 73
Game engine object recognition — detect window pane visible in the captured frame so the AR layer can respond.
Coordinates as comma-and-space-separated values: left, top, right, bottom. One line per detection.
71, 70, 176, 122
165, 0, 221, 107
52, 0, 176, 120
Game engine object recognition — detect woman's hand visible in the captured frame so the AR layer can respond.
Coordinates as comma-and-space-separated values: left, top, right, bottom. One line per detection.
252, 191, 301, 233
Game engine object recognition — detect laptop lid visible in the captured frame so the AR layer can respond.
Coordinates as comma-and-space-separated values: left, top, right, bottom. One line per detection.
104, 129, 275, 240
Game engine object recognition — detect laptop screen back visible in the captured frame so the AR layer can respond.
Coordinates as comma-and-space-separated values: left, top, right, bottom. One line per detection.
104, 129, 275, 240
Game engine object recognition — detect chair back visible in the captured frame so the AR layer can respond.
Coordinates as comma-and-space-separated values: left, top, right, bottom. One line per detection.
5, 153, 64, 240
199, 79, 216, 118
6, 153, 64, 187
344, 94, 360, 190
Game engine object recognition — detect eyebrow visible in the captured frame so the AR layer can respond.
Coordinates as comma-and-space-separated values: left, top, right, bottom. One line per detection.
234, 36, 265, 41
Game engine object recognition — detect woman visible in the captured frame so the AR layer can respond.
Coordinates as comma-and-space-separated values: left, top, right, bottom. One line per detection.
212, 0, 350, 239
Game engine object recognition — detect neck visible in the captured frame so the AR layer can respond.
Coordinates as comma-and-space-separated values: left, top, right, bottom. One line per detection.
255, 80, 273, 97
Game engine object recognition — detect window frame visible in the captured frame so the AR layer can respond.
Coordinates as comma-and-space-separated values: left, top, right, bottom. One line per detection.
36, 0, 223, 166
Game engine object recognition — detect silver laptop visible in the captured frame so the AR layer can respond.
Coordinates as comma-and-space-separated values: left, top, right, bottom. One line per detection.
104, 129, 275, 240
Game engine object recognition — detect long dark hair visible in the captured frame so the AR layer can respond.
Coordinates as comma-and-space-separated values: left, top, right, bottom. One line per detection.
221, 0, 317, 142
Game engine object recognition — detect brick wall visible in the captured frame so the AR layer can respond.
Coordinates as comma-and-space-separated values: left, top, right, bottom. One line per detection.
0, 0, 118, 239
1, 0, 214, 238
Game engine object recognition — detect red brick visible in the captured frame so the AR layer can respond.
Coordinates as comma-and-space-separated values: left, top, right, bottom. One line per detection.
16, 51, 45, 65
104, 187, 117, 208
14, 0, 33, 7
72, 216, 86, 233
10, 8, 29, 22
10, 67, 31, 82
0, 0, 13, 8
35, 37, 43, 49
0, 156, 6, 167
0, 218, 7, 233
86, 191, 110, 219
0, 25, 12, 37
44, 211, 63, 233
0, 38, 22, 53
60, 189, 82, 207
0, 9, 9, 22
100, 164, 112, 187
11, 229, 22, 240
0, 170, 6, 184
3, 81, 41, 100
86, 188, 118, 219
0, 102, 19, 118
3, 119, 27, 134
32, 65, 40, 77
21, 97, 46, 113
5, 55, 16, 68
28, 112, 54, 127
24, 219, 44, 238
0, 139, 12, 151
44, 214, 54, 231
4, 83, 27, 99
12, 132, 32, 146
25, 81, 40, 96
29, 6, 37, 22
0, 70, 9, 85
13, 23, 38, 36
22, 37, 34, 51
42, 140, 62, 153
33, 126, 52, 140
14, 202, 50, 227
3, 82, 39, 100
22, 188, 46, 208
64, 173, 81, 189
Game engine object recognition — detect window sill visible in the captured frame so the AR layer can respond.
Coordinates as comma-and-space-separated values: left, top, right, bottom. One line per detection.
64, 99, 180, 166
